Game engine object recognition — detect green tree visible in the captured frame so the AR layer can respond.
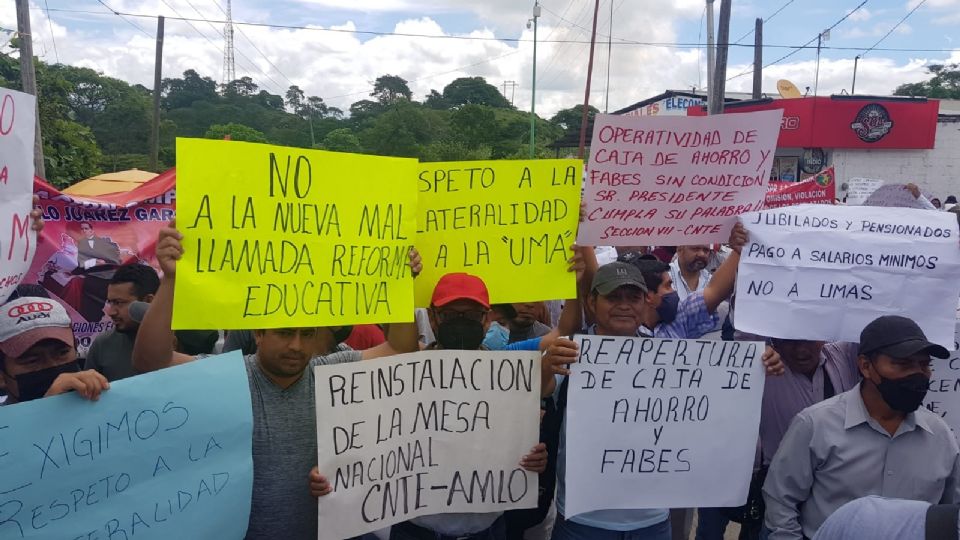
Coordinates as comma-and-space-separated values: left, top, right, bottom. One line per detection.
320, 128, 362, 153
442, 77, 512, 108
162, 69, 218, 109
371, 74, 412, 104
550, 104, 599, 138
223, 76, 259, 97
424, 89, 448, 109
285, 85, 305, 113
894, 64, 960, 99
450, 104, 498, 148
204, 122, 269, 143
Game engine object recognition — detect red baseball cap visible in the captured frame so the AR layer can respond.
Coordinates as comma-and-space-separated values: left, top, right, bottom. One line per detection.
431, 273, 491, 309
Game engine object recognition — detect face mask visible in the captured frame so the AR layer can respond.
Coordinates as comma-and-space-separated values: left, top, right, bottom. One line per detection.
656, 291, 680, 324
437, 318, 486, 350
875, 372, 930, 413
11, 361, 80, 402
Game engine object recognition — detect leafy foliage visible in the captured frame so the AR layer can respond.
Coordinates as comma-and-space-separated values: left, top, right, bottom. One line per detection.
0, 52, 576, 186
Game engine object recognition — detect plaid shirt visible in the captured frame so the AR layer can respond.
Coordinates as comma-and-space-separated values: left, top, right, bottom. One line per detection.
645, 290, 718, 339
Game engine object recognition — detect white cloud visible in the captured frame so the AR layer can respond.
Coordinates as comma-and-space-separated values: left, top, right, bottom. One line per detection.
848, 7, 872, 21
725, 49, 960, 97
2, 0, 956, 122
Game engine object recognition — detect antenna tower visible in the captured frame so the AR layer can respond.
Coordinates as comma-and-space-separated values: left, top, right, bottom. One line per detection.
222, 0, 236, 83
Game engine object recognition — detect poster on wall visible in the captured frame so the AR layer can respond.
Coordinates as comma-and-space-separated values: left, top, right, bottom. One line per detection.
778, 157, 800, 182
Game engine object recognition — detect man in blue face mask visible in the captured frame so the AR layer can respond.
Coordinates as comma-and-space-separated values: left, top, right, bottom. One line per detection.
0, 296, 109, 404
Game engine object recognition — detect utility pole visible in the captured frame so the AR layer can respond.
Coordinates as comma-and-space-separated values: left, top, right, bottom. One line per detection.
576, 0, 602, 159
706, 0, 716, 108
149, 16, 164, 172
709, 0, 731, 114
814, 29, 829, 96
222, 0, 236, 84
752, 18, 762, 99
852, 55, 860, 94
15, 0, 44, 179
529, 2, 540, 158
603, 0, 614, 113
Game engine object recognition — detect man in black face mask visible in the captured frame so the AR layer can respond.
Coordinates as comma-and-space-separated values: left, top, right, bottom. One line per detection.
0, 296, 109, 404
763, 315, 960, 540
390, 272, 548, 540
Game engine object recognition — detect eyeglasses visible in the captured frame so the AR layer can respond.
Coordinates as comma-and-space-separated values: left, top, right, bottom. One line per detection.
433, 309, 488, 324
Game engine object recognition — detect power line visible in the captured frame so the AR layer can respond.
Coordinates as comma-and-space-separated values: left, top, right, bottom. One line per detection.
35, 4, 959, 55
93, 0, 153, 38
42, 0, 59, 63
727, 0, 870, 82
732, 0, 796, 44
209, 0, 295, 88
178, 0, 284, 90
861, 0, 926, 57
325, 49, 522, 107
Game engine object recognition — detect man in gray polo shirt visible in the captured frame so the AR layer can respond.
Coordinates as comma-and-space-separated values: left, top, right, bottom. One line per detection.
763, 315, 960, 540
133, 224, 420, 540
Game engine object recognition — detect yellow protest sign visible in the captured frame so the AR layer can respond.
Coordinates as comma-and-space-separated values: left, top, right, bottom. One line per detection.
173, 139, 418, 330
415, 159, 582, 307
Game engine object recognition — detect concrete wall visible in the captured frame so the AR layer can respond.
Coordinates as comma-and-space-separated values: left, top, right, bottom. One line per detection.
832, 119, 960, 199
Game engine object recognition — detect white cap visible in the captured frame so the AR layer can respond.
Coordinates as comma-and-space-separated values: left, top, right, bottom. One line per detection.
0, 297, 74, 358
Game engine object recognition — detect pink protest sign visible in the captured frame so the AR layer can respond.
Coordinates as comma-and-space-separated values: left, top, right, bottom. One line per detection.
579, 110, 783, 246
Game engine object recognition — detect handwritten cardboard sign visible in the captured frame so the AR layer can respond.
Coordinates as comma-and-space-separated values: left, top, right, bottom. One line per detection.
845, 177, 885, 205
736, 205, 960, 345
415, 159, 581, 307
925, 311, 960, 434
314, 350, 541, 539
564, 335, 765, 514
862, 183, 929, 209
0, 351, 253, 539
578, 110, 782, 246
0, 88, 37, 301
174, 139, 418, 329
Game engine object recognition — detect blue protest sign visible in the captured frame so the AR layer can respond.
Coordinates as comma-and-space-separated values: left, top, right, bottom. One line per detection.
0, 351, 253, 539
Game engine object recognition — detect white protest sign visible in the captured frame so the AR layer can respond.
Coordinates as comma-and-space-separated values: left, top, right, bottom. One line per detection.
924, 303, 960, 435
736, 204, 960, 346
564, 335, 765, 515
314, 350, 541, 540
862, 183, 928, 209
0, 88, 37, 301
579, 109, 782, 246
845, 177, 884, 205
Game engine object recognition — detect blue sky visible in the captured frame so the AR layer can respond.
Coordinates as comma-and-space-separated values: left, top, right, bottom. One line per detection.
4, 0, 958, 116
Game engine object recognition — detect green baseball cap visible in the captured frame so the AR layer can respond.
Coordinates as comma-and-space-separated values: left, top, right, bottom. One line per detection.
591, 262, 648, 296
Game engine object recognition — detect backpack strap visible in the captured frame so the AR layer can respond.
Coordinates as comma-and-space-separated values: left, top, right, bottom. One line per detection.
926, 504, 960, 540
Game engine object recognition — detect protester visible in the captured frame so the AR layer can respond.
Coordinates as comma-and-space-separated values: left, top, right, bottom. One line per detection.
388, 272, 548, 540
763, 315, 960, 540
540, 224, 784, 540
0, 295, 108, 404
132, 223, 421, 540
225, 324, 385, 356
84, 263, 160, 381
945, 195, 958, 211
812, 496, 959, 540
669, 245, 713, 301
696, 338, 861, 540
505, 302, 553, 343
931, 197, 943, 210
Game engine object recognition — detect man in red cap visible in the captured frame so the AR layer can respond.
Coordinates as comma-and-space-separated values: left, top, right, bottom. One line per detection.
389, 272, 549, 540
0, 296, 108, 404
